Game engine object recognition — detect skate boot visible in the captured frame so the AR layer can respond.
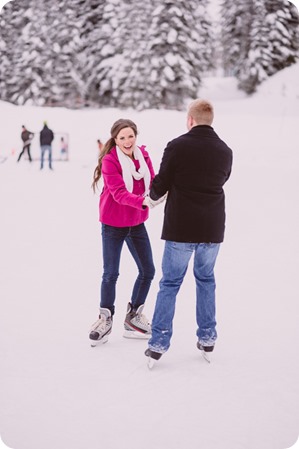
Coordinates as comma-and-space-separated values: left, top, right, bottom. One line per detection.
89, 308, 112, 347
197, 341, 214, 363
123, 302, 151, 339
145, 348, 163, 369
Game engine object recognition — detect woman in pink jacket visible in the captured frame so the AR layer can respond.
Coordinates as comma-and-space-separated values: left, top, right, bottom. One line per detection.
89, 119, 156, 346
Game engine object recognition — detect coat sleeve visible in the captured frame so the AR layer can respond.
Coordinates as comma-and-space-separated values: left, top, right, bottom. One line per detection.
140, 146, 155, 186
102, 157, 144, 210
150, 141, 174, 200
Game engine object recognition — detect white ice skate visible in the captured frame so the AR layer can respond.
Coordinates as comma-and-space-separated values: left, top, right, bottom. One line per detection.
89, 308, 112, 347
123, 303, 151, 339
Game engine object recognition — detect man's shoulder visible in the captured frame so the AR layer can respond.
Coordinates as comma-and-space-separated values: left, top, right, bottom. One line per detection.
166, 132, 189, 148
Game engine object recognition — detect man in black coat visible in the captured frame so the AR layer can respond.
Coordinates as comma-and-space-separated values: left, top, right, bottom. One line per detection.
40, 121, 54, 170
145, 99, 233, 365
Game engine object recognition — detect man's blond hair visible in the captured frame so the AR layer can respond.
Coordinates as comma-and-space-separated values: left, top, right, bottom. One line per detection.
188, 99, 214, 125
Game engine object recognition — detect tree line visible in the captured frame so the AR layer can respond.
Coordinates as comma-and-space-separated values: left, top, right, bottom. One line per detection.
0, 0, 298, 110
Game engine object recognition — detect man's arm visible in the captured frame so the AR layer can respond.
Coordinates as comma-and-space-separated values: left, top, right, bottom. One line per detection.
150, 142, 174, 200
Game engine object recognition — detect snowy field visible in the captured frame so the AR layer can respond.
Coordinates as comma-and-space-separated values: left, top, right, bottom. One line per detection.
0, 64, 299, 449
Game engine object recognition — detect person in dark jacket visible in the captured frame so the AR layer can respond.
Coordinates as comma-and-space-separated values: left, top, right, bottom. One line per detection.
40, 121, 54, 170
17, 125, 34, 163
145, 99, 233, 365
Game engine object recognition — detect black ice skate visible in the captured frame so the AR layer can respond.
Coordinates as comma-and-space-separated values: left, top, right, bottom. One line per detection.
197, 341, 214, 363
145, 348, 163, 369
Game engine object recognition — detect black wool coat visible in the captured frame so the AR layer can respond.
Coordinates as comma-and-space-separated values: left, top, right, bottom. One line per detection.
40, 126, 54, 146
150, 125, 233, 243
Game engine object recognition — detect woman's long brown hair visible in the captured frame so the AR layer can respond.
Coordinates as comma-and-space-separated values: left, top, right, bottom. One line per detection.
92, 118, 138, 192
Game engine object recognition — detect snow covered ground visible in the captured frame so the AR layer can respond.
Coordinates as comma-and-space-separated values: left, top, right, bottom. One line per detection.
1, 64, 299, 449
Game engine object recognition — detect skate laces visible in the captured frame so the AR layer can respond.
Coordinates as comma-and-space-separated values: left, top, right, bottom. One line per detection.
134, 311, 150, 330
91, 316, 107, 332
136, 312, 149, 326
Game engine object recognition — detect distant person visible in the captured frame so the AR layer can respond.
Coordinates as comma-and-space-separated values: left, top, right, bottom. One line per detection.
17, 125, 34, 163
60, 137, 68, 160
145, 99, 233, 366
40, 121, 54, 170
97, 139, 104, 153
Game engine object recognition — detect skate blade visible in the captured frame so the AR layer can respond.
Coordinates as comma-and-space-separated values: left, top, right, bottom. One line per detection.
147, 357, 155, 370
201, 351, 211, 363
90, 335, 109, 347
123, 329, 151, 340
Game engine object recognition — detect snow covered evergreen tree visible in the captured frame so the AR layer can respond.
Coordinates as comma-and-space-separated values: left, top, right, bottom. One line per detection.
86, 0, 126, 107
0, 0, 33, 105
84, 0, 215, 110
0, 0, 215, 109
265, 0, 299, 74
221, 0, 299, 94
44, 1, 86, 107
221, 0, 253, 76
238, 0, 271, 93
136, 0, 214, 110
106, 0, 157, 110
73, 0, 107, 106
0, 0, 85, 106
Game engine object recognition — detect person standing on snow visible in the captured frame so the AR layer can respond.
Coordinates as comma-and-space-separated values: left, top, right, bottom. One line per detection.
145, 99, 233, 365
17, 125, 34, 163
60, 137, 68, 161
89, 119, 156, 346
40, 121, 54, 170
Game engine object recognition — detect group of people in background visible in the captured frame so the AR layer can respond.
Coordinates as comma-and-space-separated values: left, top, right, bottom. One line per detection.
17, 122, 68, 169
89, 98, 233, 366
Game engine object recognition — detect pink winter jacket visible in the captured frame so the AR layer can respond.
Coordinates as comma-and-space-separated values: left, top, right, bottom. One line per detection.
99, 146, 155, 227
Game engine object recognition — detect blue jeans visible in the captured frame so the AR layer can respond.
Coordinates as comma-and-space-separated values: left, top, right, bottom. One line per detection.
40, 145, 52, 169
100, 223, 155, 315
149, 241, 220, 353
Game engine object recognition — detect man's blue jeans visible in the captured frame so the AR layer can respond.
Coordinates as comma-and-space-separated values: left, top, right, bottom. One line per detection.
149, 241, 220, 353
100, 223, 155, 315
40, 145, 52, 169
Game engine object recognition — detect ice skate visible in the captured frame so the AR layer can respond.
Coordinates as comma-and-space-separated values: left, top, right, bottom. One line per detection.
89, 308, 112, 347
197, 341, 214, 363
145, 348, 163, 369
123, 303, 151, 339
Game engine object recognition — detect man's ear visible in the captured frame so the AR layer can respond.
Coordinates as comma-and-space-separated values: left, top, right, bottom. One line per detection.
187, 115, 193, 130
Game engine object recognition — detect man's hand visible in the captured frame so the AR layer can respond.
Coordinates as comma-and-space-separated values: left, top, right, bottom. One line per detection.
142, 193, 167, 209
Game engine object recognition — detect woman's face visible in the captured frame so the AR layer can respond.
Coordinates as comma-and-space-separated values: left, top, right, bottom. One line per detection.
115, 127, 136, 158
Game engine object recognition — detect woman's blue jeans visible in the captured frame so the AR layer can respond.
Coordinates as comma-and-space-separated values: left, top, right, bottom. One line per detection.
100, 223, 155, 315
149, 241, 220, 353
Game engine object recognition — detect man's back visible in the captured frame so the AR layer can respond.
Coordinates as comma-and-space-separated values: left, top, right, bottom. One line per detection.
40, 126, 54, 145
152, 125, 232, 243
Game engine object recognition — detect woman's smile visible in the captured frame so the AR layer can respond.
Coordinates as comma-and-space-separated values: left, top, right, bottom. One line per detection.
115, 127, 136, 158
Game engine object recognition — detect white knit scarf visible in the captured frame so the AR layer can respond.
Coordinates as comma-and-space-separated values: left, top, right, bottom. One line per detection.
116, 145, 151, 196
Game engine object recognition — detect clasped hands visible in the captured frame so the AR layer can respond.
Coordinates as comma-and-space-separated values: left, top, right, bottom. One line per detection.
142, 193, 167, 209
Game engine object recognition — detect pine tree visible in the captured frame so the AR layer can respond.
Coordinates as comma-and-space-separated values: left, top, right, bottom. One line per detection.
74, 0, 107, 107
44, 1, 86, 107
221, 0, 253, 76
221, 0, 299, 94
87, 0, 130, 108
265, 0, 299, 74
0, 0, 33, 105
238, 0, 271, 93
138, 0, 213, 110
0, 0, 217, 109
